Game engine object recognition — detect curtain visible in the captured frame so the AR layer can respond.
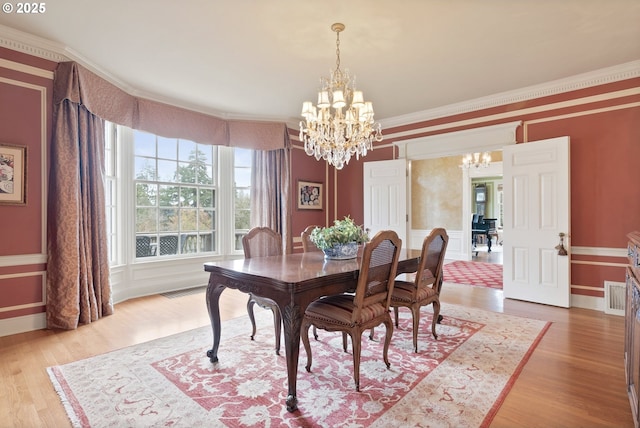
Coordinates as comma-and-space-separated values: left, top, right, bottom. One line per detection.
46, 99, 112, 329
250, 146, 292, 255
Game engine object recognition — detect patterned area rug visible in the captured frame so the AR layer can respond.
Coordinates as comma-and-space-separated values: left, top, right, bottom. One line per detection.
444, 261, 503, 289
48, 304, 548, 428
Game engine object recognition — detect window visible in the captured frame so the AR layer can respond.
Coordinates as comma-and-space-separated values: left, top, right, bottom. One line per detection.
233, 148, 251, 250
105, 123, 251, 263
104, 124, 118, 264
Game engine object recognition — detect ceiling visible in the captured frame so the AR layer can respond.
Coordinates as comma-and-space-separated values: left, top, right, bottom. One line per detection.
1, 0, 639, 126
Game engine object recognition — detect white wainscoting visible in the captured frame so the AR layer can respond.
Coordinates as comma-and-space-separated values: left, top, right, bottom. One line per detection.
409, 229, 467, 261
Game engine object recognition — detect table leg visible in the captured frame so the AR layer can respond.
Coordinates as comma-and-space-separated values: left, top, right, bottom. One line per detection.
205, 275, 225, 363
282, 302, 304, 412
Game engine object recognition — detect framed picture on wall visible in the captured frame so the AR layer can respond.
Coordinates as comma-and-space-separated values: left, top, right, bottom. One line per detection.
0, 143, 26, 205
297, 180, 323, 210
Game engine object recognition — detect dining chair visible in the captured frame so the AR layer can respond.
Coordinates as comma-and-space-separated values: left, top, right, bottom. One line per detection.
135, 236, 154, 257
301, 225, 321, 252
242, 227, 283, 355
301, 230, 402, 391
390, 227, 448, 353
159, 235, 179, 255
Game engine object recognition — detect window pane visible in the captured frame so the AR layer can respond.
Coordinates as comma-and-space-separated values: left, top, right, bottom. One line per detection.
234, 148, 252, 167
158, 185, 179, 207
136, 208, 157, 233
135, 157, 156, 180
157, 136, 177, 159
177, 161, 197, 184
159, 208, 178, 232
181, 208, 198, 231
158, 159, 177, 182
199, 209, 214, 230
199, 189, 215, 208
234, 168, 251, 187
136, 183, 157, 206
178, 139, 197, 162
134, 130, 156, 156
180, 187, 197, 207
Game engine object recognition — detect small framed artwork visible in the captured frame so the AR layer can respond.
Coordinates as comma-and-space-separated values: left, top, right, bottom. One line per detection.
0, 143, 27, 205
297, 180, 323, 210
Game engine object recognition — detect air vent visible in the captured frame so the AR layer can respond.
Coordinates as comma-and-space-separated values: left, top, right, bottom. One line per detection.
604, 281, 625, 316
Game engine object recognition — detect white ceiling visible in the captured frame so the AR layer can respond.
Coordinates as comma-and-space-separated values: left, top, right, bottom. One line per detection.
1, 0, 639, 126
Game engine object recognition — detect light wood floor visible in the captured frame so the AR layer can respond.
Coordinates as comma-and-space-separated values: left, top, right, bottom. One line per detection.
1, 280, 632, 427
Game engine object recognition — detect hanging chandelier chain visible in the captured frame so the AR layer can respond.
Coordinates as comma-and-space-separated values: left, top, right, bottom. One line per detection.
335, 30, 341, 71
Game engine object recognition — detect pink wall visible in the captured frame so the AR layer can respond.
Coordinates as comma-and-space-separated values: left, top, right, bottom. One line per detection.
0, 47, 56, 321
1, 45, 638, 332
290, 77, 640, 299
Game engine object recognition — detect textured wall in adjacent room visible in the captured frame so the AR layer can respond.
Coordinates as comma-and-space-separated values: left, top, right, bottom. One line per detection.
411, 156, 462, 231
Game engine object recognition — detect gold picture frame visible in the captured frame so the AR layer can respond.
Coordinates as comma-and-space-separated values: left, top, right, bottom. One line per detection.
297, 180, 323, 210
0, 144, 27, 205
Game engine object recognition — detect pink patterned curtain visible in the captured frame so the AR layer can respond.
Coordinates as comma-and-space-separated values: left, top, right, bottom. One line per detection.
250, 145, 292, 255
47, 99, 112, 329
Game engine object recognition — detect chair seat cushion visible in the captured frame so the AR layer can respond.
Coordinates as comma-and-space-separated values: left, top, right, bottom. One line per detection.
305, 294, 387, 327
391, 280, 437, 304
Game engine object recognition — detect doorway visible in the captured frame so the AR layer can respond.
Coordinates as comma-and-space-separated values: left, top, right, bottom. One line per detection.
470, 175, 503, 265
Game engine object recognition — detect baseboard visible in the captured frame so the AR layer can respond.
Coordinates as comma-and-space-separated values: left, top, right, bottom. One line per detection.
0, 312, 46, 337
571, 294, 604, 312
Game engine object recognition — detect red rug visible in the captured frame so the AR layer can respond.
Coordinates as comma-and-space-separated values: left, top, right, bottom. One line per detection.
48, 304, 548, 427
444, 261, 503, 289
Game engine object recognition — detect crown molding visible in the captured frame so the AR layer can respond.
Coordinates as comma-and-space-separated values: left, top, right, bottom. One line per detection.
2, 24, 638, 128
380, 60, 640, 129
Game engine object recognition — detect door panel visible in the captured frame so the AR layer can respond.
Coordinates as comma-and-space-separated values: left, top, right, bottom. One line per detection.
363, 159, 407, 245
503, 136, 570, 307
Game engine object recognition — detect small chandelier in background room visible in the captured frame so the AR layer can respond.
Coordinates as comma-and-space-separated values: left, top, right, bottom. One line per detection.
462, 152, 492, 169
299, 23, 383, 170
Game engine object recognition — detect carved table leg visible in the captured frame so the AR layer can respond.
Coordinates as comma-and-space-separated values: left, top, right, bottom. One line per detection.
205, 275, 226, 363
282, 302, 304, 412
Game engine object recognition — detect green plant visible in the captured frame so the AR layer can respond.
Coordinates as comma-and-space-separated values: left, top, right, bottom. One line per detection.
309, 216, 369, 251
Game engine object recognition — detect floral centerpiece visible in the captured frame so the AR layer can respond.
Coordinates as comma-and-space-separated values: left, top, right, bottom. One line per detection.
310, 216, 369, 260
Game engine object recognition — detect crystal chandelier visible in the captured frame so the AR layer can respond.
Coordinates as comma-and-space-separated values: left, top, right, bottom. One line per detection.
299, 23, 383, 170
462, 152, 491, 169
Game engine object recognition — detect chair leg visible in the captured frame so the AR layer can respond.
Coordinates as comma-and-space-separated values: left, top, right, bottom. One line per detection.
411, 306, 421, 353
342, 332, 348, 352
247, 296, 257, 341
351, 333, 361, 392
431, 301, 440, 340
300, 319, 313, 372
393, 306, 400, 327
382, 318, 393, 369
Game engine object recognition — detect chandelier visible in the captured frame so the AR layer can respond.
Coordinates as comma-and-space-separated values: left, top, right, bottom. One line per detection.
462, 152, 491, 169
299, 23, 383, 170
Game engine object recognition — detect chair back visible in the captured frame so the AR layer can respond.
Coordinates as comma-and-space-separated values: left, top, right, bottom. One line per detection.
301, 225, 321, 252
242, 227, 282, 258
159, 235, 179, 255
351, 230, 402, 323
136, 236, 153, 257
415, 228, 449, 293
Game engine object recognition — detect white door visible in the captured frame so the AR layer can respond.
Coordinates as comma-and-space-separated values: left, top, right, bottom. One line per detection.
503, 136, 570, 307
363, 159, 407, 245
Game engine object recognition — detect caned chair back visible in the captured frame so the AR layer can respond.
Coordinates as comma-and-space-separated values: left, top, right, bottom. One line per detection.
351, 230, 402, 323
301, 225, 321, 252
415, 228, 449, 294
242, 227, 282, 258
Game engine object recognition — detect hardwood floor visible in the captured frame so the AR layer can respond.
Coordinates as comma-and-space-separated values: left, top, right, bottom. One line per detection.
0, 282, 632, 427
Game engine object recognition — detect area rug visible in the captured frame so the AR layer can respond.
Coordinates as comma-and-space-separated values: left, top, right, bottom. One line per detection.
443, 261, 503, 289
48, 304, 548, 428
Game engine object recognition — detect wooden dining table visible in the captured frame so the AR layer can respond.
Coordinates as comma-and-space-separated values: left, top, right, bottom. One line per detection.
203, 248, 421, 412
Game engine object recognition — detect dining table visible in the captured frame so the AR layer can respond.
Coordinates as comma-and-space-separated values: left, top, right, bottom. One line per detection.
203, 248, 421, 412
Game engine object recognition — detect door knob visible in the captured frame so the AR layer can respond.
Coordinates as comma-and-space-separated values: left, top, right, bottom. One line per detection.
555, 233, 568, 256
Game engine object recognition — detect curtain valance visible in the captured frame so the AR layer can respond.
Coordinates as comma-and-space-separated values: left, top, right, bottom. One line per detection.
53, 61, 290, 150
